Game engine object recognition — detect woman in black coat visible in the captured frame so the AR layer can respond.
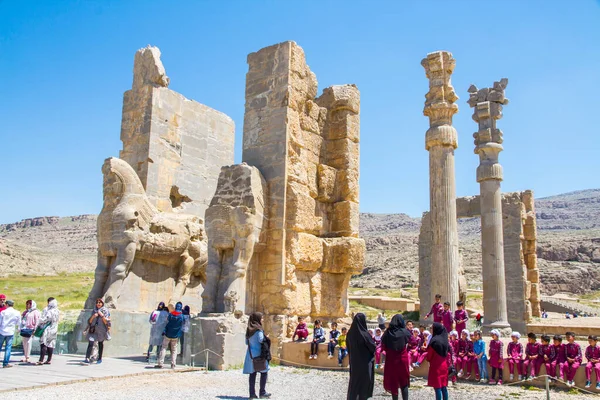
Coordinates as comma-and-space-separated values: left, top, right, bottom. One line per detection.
347, 313, 376, 400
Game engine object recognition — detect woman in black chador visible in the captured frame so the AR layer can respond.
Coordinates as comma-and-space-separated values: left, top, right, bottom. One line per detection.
347, 313, 376, 400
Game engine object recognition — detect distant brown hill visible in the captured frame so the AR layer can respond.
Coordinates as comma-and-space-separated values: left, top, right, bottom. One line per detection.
1, 189, 599, 296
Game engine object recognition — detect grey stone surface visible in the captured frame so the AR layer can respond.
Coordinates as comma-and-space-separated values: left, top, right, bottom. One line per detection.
202, 163, 267, 314
189, 314, 248, 370
119, 46, 234, 218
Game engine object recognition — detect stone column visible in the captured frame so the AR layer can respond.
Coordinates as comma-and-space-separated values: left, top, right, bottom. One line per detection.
421, 51, 460, 307
468, 79, 511, 333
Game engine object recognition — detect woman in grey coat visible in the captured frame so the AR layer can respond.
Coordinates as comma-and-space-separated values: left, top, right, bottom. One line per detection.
37, 297, 60, 365
84, 298, 111, 364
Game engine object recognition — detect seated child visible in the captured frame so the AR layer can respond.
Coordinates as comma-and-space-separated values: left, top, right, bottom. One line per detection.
413, 330, 430, 367
523, 332, 541, 380
488, 329, 504, 385
448, 330, 458, 384
374, 327, 386, 369
418, 325, 426, 342
327, 322, 340, 359
507, 331, 523, 381
337, 327, 348, 367
473, 330, 488, 383
563, 331, 582, 387
553, 335, 566, 380
292, 317, 308, 342
456, 329, 473, 379
408, 328, 421, 368
585, 335, 600, 389
454, 301, 468, 336
540, 335, 556, 381
309, 319, 325, 360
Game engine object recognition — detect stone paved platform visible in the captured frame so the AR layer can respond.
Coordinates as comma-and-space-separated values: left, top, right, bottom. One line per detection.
0, 350, 196, 392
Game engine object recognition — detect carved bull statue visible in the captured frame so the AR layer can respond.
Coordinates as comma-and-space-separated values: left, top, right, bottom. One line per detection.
201, 163, 266, 314
85, 157, 208, 309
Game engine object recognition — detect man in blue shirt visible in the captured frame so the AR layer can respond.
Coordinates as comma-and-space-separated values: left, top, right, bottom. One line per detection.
155, 302, 184, 369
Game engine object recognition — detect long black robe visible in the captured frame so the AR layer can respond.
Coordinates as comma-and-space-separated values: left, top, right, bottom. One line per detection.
347, 313, 376, 400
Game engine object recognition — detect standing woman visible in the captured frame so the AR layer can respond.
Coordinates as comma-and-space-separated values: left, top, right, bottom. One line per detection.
84, 298, 111, 364
382, 314, 411, 400
20, 300, 41, 363
147, 302, 169, 362
427, 322, 450, 400
37, 297, 60, 365
347, 312, 376, 400
243, 312, 271, 399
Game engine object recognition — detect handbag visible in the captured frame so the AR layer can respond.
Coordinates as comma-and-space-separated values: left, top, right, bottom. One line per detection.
34, 322, 51, 338
20, 328, 34, 338
448, 364, 457, 377
88, 316, 100, 334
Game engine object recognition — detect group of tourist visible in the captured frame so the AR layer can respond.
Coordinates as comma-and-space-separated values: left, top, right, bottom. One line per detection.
0, 294, 60, 367
147, 301, 190, 369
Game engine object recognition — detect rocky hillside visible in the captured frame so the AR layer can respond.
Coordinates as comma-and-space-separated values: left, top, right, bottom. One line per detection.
1, 189, 599, 296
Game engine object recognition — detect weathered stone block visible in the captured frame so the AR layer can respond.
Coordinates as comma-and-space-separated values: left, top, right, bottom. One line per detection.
321, 237, 365, 274
286, 181, 322, 234
287, 232, 323, 271
526, 253, 537, 268
527, 268, 540, 283
530, 283, 540, 301
336, 169, 359, 203
330, 201, 359, 237
525, 281, 532, 300
317, 164, 337, 202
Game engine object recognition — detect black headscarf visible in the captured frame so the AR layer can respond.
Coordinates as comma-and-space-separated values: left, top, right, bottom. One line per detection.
429, 322, 449, 357
347, 313, 376, 353
382, 314, 411, 351
246, 312, 263, 339
157, 301, 166, 311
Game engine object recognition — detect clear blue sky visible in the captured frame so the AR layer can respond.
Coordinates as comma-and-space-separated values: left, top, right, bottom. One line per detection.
1, 1, 599, 224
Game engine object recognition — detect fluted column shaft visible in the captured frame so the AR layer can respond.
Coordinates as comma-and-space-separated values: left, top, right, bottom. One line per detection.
422, 51, 460, 307
469, 79, 511, 333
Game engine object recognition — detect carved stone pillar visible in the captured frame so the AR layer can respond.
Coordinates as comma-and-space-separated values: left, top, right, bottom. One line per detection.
422, 51, 460, 307
468, 79, 511, 334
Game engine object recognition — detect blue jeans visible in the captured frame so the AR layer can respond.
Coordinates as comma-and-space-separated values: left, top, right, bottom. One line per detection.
338, 347, 348, 364
478, 356, 489, 380
0, 334, 14, 366
434, 386, 448, 400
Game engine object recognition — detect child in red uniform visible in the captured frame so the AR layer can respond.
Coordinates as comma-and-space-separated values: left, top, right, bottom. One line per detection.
563, 331, 582, 387
488, 329, 504, 385
456, 329, 472, 379
413, 330, 430, 367
522, 332, 541, 380
507, 331, 523, 381
426, 323, 449, 400
468, 331, 479, 380
584, 335, 600, 389
292, 317, 308, 341
425, 294, 444, 324
441, 302, 453, 333
408, 328, 421, 369
539, 335, 556, 380
453, 301, 468, 337
552, 335, 566, 381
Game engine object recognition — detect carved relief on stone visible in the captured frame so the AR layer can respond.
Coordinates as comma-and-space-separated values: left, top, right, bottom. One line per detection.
85, 157, 208, 309
202, 163, 267, 314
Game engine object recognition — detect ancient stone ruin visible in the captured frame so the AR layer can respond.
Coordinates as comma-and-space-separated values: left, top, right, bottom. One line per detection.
84, 46, 234, 313
239, 41, 365, 353
81, 42, 365, 362
421, 51, 461, 307
418, 56, 541, 332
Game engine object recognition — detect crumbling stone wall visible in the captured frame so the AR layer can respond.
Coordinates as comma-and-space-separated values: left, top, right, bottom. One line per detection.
419, 191, 539, 333
242, 41, 365, 351
119, 46, 235, 217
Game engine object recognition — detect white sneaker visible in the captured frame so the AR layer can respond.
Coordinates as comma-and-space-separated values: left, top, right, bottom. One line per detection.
328, 355, 333, 359
457, 370, 464, 378
518, 375, 523, 381
509, 374, 514, 381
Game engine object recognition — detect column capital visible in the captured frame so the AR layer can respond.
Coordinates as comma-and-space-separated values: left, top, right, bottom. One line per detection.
468, 79, 508, 182
422, 51, 459, 149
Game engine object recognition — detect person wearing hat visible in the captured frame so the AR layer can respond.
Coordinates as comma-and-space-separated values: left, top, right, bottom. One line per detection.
0, 294, 7, 313
0, 299, 22, 368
